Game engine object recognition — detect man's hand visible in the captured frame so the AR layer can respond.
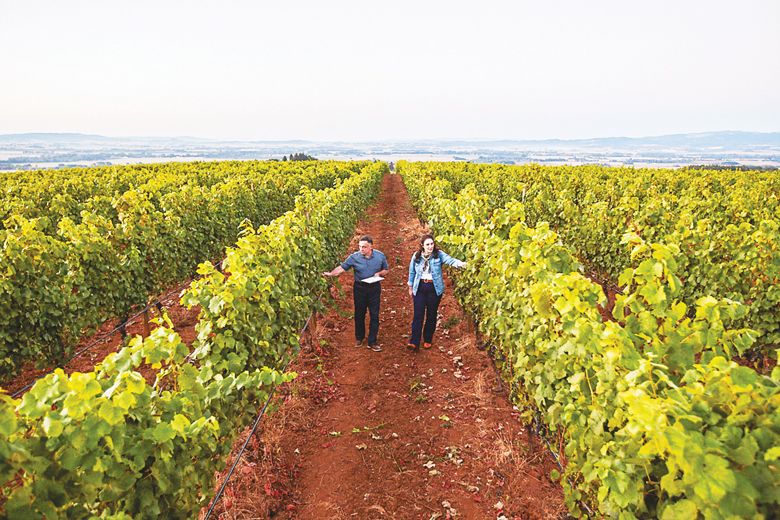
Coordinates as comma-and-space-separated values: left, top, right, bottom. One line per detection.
323, 266, 345, 278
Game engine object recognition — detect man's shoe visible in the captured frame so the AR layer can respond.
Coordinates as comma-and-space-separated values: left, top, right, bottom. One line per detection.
368, 343, 382, 352
356, 339, 364, 347
422, 342, 432, 349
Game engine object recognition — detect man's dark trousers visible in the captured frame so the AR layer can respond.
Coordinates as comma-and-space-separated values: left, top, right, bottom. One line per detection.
354, 281, 381, 345
410, 281, 442, 346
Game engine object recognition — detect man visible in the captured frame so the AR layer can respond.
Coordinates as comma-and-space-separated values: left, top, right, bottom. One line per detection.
323, 235, 389, 352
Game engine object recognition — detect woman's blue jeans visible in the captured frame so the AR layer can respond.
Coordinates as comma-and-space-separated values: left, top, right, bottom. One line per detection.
410, 281, 442, 346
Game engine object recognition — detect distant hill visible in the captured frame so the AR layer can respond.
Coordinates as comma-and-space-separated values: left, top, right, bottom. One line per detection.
433, 131, 780, 149
0, 132, 111, 143
2, 130, 779, 172
0, 133, 220, 145
571, 131, 780, 149
1, 130, 778, 148
0, 133, 312, 145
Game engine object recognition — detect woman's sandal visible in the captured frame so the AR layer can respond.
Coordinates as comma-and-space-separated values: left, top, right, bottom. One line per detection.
422, 342, 432, 349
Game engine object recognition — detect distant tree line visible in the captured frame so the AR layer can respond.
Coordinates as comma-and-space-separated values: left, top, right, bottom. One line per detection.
282, 153, 317, 161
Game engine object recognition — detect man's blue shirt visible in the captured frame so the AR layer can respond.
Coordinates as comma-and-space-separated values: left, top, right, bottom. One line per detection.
341, 250, 388, 281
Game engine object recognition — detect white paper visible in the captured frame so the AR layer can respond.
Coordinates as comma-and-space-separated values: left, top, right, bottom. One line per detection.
360, 276, 384, 284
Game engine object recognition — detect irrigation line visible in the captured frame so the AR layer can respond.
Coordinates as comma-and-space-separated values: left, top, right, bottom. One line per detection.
532, 414, 564, 473
492, 356, 596, 517
10, 258, 225, 399
204, 372, 282, 520
10, 303, 153, 398
531, 414, 595, 516
204, 306, 318, 520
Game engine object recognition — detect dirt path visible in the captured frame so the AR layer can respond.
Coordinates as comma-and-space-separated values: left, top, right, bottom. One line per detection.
208, 173, 566, 519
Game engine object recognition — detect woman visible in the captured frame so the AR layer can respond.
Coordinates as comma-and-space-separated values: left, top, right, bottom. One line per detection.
406, 234, 467, 351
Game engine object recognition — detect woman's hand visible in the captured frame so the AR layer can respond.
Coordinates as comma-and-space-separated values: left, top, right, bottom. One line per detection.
408, 286, 413, 297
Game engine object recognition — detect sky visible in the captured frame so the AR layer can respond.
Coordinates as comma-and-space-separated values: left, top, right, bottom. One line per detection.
1, 0, 779, 141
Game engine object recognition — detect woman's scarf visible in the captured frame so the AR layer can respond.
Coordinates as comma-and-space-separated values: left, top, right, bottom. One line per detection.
422, 252, 432, 274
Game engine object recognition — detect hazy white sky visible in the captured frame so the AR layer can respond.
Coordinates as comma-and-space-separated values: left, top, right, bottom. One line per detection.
2, 0, 778, 140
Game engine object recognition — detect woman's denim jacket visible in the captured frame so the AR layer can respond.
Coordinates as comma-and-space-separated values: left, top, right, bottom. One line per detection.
407, 250, 465, 296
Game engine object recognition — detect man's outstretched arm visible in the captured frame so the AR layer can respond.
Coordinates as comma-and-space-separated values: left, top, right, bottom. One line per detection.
323, 266, 346, 277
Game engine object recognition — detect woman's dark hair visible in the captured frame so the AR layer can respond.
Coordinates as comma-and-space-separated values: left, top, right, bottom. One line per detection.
414, 234, 440, 261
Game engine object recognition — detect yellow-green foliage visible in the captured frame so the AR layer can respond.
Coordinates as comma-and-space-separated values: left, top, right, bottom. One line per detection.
0, 162, 385, 518
400, 161, 780, 519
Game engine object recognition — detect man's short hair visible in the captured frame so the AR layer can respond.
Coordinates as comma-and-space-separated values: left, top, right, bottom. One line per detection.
359, 235, 373, 244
